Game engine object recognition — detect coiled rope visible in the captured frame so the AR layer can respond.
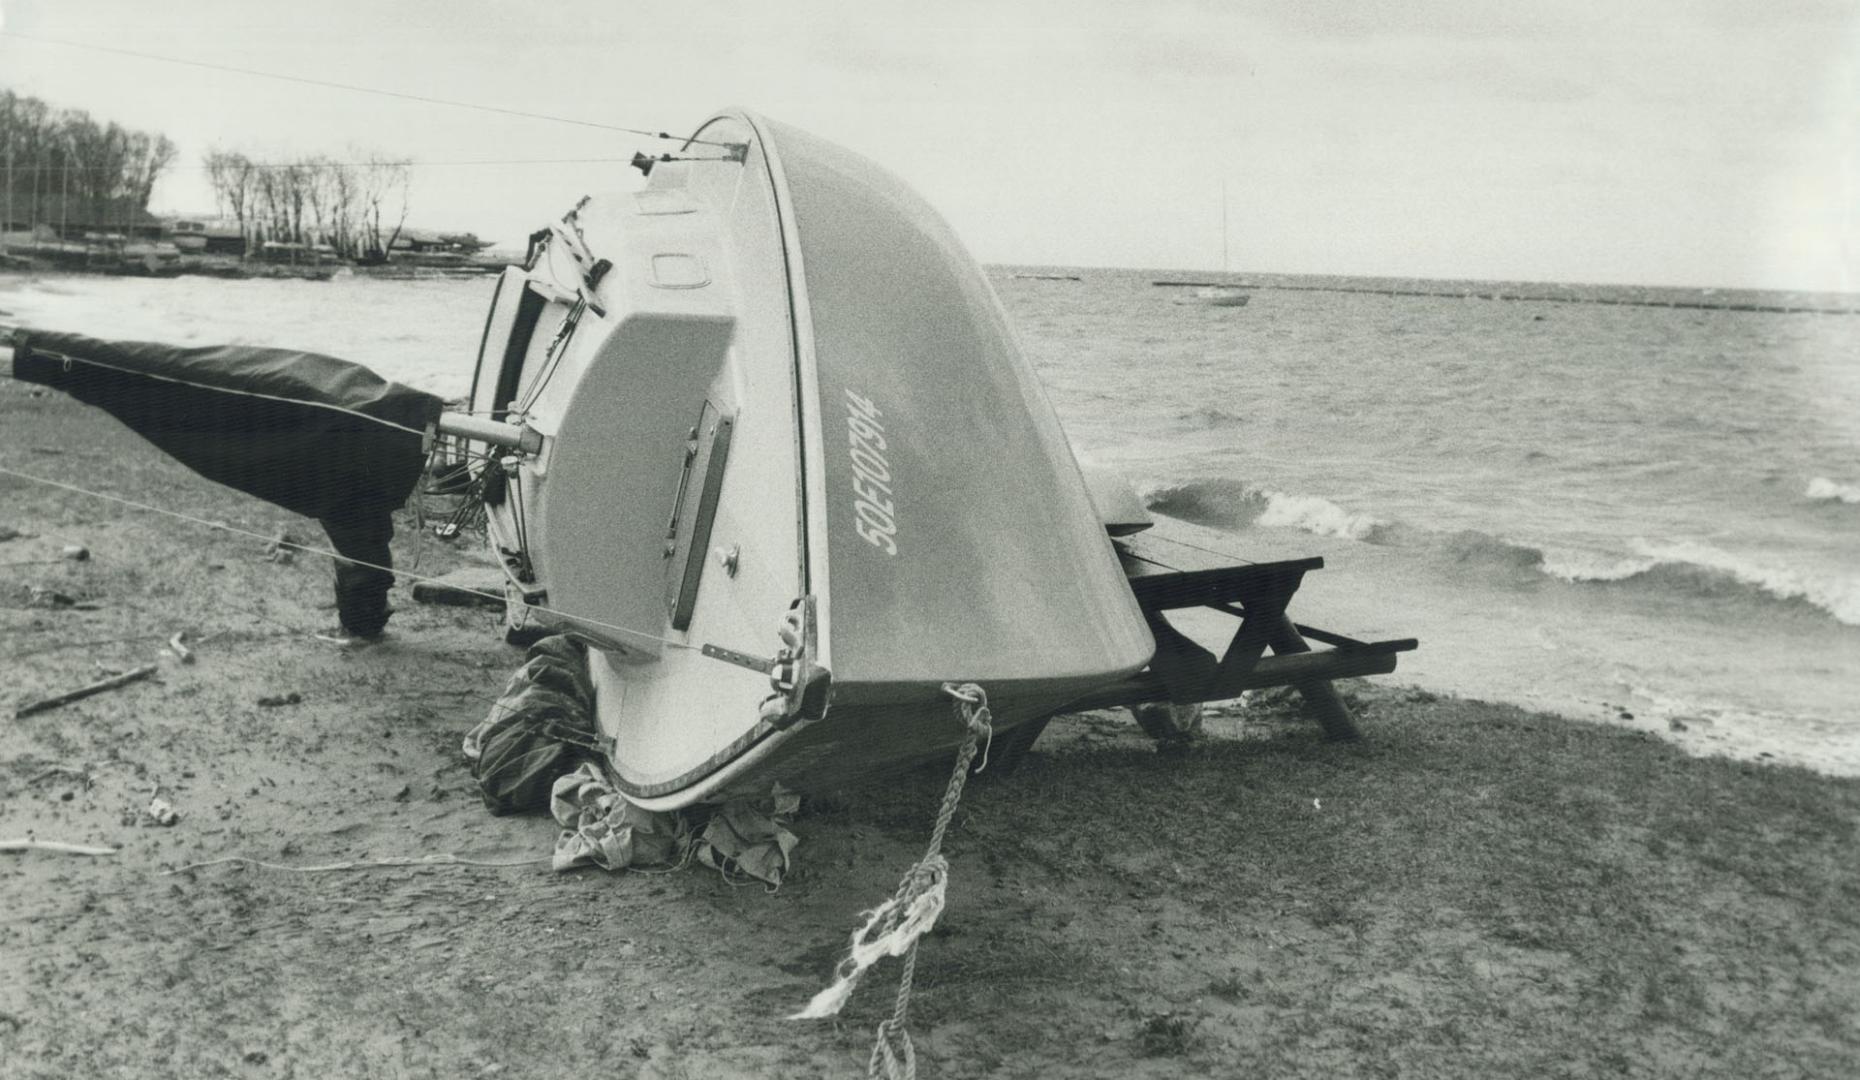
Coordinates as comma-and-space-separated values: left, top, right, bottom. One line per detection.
792, 682, 993, 1080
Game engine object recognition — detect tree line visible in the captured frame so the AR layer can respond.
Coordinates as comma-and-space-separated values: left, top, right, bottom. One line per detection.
3, 87, 419, 262
203, 151, 412, 262
1, 89, 177, 232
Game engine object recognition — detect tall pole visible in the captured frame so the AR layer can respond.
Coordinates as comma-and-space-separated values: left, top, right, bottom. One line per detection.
1220, 180, 1228, 274
3, 139, 11, 257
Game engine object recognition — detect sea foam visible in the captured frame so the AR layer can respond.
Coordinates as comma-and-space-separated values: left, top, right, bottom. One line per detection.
1139, 478, 1383, 540
1806, 477, 1860, 505
1625, 539, 1860, 626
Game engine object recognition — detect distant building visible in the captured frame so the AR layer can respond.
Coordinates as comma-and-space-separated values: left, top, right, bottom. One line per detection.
159, 217, 249, 256
389, 227, 495, 266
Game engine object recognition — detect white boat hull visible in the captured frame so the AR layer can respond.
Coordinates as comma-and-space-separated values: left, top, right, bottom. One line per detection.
471, 110, 1155, 808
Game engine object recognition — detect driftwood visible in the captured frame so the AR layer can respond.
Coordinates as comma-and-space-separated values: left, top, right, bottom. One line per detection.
0, 839, 117, 856
13, 664, 157, 719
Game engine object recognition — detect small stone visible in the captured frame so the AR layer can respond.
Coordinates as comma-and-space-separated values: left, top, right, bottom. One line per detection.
60, 544, 89, 561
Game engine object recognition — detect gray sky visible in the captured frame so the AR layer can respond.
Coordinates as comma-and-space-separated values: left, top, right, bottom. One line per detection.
1, 0, 1854, 290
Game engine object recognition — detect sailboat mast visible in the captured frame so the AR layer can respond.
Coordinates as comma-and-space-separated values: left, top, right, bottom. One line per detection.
1220, 180, 1229, 274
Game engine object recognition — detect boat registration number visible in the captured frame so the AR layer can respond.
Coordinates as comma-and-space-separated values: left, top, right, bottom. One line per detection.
845, 389, 899, 556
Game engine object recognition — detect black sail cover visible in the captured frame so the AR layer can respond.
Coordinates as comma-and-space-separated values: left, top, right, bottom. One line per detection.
13, 330, 446, 635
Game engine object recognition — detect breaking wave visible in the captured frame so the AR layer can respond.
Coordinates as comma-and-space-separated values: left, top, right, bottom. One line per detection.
1439, 532, 1860, 626
1807, 477, 1860, 505
1430, 532, 1858, 625
1616, 540, 1860, 626
1138, 478, 1383, 540
1140, 475, 1858, 626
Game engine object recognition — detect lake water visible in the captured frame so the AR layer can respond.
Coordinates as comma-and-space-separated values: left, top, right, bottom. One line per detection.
4, 268, 1856, 774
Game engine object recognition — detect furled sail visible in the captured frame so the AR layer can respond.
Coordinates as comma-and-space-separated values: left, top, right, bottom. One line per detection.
10, 330, 444, 636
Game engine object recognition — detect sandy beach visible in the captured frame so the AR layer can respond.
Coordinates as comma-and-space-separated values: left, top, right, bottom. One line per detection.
5, 319, 1858, 1077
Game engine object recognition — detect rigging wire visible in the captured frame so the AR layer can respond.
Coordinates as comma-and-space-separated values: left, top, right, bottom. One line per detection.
13, 345, 437, 438
0, 463, 697, 653
0, 156, 734, 172
0, 30, 739, 149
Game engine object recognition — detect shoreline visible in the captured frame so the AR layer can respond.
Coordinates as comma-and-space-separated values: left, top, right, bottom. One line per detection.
4, 268, 1854, 781
5, 383, 1858, 1077
0, 252, 503, 282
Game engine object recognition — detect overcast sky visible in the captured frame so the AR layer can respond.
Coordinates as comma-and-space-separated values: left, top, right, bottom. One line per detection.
1, 0, 1854, 290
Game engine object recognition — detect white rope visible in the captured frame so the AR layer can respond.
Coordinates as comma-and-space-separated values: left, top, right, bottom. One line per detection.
162, 853, 547, 874
791, 683, 994, 1080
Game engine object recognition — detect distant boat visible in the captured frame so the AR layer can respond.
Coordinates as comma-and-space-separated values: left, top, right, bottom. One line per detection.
1162, 182, 1250, 307
1178, 286, 1249, 307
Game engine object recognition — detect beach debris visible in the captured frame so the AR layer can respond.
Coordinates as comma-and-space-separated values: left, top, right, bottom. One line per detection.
256, 691, 303, 708
162, 852, 548, 875
263, 528, 298, 564
28, 763, 92, 787
0, 525, 23, 542
693, 787, 800, 887
13, 663, 157, 718
313, 627, 383, 647
0, 838, 118, 857
145, 796, 179, 827
60, 543, 89, 561
24, 585, 77, 608
1131, 701, 1205, 742
410, 566, 505, 609
168, 631, 194, 664
549, 763, 689, 873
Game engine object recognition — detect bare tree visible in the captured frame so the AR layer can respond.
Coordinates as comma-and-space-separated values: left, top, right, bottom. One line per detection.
356, 154, 411, 263
197, 144, 416, 264
204, 150, 256, 256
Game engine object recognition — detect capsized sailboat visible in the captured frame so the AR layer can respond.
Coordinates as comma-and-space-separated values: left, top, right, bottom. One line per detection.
462, 109, 1156, 809
4, 108, 1413, 812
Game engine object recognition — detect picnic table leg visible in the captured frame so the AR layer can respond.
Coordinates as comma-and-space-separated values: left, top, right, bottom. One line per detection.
1267, 615, 1360, 741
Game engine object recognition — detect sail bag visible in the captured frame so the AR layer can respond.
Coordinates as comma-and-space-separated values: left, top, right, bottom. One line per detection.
12, 330, 445, 634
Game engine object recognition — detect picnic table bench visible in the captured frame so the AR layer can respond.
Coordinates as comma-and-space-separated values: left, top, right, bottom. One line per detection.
1073, 528, 1418, 740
